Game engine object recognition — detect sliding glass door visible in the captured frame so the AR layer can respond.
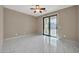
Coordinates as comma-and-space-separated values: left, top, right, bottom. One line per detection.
43, 17, 50, 36
43, 15, 57, 37
50, 16, 57, 37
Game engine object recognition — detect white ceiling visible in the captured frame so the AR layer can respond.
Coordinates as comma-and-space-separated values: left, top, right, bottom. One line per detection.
4, 5, 73, 17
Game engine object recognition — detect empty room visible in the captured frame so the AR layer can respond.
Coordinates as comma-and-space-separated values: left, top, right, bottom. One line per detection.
0, 5, 79, 53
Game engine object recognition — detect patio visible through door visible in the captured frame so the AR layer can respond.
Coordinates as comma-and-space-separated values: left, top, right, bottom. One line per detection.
43, 15, 58, 37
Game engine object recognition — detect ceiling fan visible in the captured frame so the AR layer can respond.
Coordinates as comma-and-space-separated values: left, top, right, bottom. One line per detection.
30, 5, 46, 13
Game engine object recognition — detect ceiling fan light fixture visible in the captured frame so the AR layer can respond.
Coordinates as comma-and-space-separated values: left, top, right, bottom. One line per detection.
36, 9, 40, 12
34, 11, 36, 13
30, 5, 46, 13
36, 5, 40, 9
39, 11, 42, 13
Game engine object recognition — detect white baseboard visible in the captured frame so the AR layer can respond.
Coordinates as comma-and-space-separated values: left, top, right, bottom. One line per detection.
5, 35, 26, 40
5, 33, 39, 40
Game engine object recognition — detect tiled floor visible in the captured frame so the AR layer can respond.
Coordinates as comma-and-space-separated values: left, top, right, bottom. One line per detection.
2, 35, 79, 53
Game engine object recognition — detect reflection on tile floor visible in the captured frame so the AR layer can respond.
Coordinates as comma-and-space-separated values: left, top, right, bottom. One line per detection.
2, 35, 79, 53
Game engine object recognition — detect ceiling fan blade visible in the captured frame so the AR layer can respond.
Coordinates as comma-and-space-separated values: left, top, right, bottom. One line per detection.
30, 8, 36, 10
40, 8, 45, 10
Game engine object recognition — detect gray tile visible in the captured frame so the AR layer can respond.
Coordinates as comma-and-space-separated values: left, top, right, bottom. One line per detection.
2, 35, 79, 53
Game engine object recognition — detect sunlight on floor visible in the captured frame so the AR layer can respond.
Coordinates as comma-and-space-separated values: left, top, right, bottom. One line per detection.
2, 35, 79, 53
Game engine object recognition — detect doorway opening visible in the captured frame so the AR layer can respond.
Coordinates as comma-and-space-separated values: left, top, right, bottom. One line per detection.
43, 14, 58, 38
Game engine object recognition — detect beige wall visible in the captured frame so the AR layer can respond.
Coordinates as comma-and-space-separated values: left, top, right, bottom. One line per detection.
4, 8, 37, 39
37, 6, 77, 41
0, 6, 3, 52
77, 6, 79, 41
59, 6, 77, 40
3, 6, 79, 41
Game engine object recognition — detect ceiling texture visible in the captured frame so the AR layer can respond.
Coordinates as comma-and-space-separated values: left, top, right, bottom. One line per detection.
4, 5, 73, 17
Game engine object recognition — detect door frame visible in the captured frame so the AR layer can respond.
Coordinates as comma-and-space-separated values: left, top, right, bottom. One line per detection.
43, 14, 57, 37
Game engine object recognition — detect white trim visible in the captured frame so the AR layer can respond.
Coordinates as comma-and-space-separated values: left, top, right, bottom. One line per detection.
5, 34, 26, 40
5, 33, 39, 40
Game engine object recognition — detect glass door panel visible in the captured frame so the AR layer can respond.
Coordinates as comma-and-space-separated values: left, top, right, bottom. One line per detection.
43, 17, 49, 35
50, 16, 57, 37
